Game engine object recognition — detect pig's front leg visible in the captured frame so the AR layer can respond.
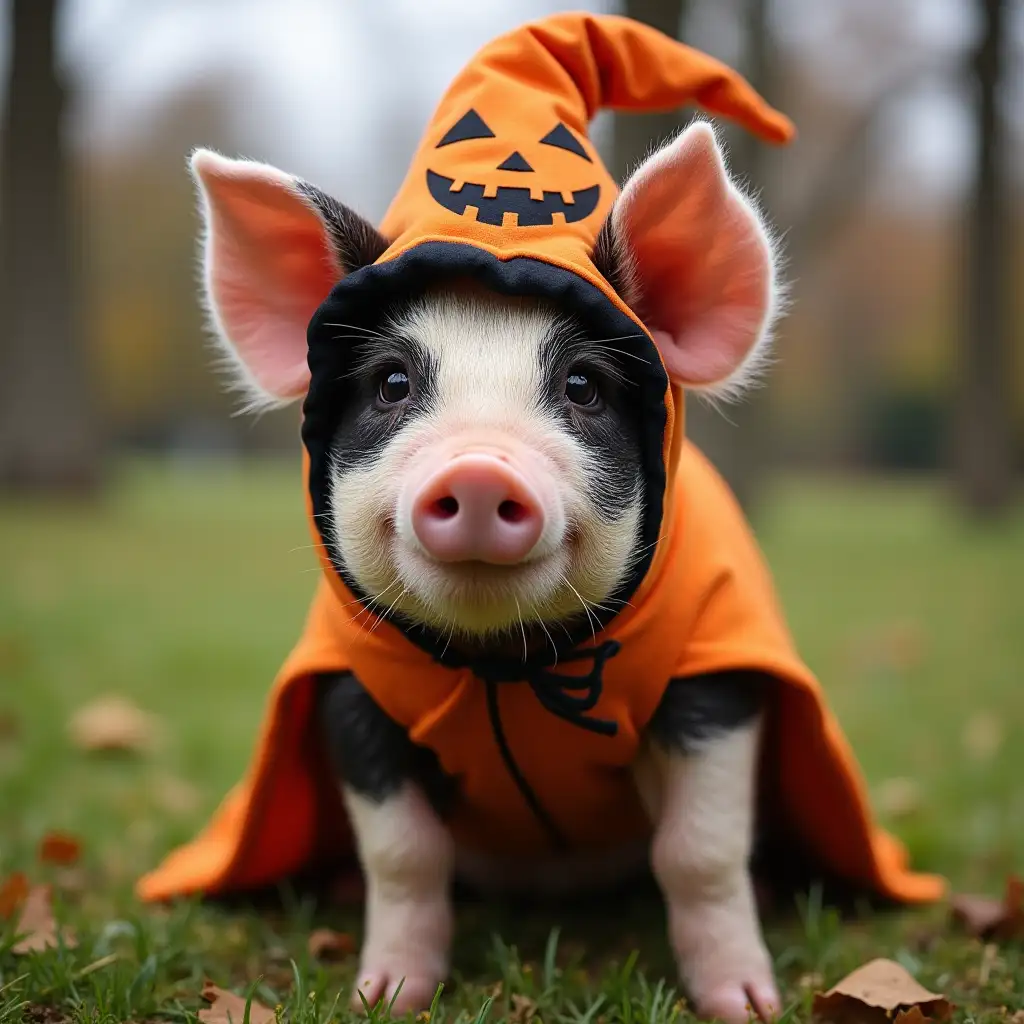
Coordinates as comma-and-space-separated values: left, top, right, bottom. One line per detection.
319, 673, 455, 1014
634, 672, 779, 1024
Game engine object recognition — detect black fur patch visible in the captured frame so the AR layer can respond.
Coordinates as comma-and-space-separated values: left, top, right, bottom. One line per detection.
296, 182, 389, 274
647, 671, 766, 754
539, 322, 644, 524
328, 328, 437, 473
317, 671, 457, 814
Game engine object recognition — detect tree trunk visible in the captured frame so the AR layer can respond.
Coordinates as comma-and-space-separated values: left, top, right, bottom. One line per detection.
953, 0, 1014, 514
609, 0, 777, 514
608, 0, 688, 184
0, 0, 99, 493
684, 0, 775, 514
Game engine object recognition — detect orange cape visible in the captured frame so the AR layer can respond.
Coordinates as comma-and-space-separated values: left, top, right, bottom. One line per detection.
138, 13, 944, 905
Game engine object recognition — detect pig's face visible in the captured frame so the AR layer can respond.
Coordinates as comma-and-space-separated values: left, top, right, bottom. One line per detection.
326, 288, 644, 638
189, 122, 780, 646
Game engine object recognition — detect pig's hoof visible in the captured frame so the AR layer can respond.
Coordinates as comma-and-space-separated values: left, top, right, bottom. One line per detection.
350, 968, 442, 1015
696, 980, 781, 1023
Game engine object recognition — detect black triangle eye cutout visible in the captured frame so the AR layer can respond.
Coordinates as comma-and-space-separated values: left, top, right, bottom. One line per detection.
437, 109, 495, 147
539, 122, 591, 162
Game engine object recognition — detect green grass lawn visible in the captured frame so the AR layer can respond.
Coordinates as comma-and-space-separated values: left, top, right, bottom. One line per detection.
1, 459, 1022, 1023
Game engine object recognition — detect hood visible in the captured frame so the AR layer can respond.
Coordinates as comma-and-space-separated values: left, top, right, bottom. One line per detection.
300, 12, 794, 671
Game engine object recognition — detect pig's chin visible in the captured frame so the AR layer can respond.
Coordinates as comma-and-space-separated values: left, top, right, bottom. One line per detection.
390, 544, 576, 637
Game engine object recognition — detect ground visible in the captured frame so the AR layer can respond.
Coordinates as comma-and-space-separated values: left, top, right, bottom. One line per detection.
1, 459, 1022, 1024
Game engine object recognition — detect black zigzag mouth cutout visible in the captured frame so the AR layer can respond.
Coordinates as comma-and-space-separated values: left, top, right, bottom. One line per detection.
426, 170, 600, 227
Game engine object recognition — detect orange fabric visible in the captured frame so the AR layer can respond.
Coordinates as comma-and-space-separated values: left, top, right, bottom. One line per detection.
139, 443, 943, 902
137, 14, 944, 905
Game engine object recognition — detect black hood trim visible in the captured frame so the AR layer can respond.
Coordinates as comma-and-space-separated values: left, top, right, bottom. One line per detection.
302, 240, 668, 676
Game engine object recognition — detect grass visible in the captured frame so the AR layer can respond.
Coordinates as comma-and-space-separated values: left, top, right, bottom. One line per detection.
1, 458, 1022, 1023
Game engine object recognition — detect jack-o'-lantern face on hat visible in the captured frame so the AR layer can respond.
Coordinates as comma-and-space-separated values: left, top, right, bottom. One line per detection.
426, 108, 601, 227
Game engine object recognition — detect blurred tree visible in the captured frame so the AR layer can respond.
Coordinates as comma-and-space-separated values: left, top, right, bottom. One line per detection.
608, 0, 688, 188
953, 0, 1015, 513
0, 0, 98, 493
609, 0, 776, 514
611, 0, 945, 501
682, 0, 774, 514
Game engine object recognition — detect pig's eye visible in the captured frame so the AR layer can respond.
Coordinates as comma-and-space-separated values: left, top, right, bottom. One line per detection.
565, 368, 599, 408
378, 366, 411, 405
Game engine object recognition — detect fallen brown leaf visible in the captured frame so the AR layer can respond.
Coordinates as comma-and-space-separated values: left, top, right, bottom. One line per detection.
951, 875, 1024, 942
68, 695, 161, 754
0, 872, 30, 918
10, 884, 77, 954
510, 994, 538, 1024
893, 1009, 930, 1024
39, 831, 81, 866
21, 1005, 72, 1024
199, 982, 275, 1024
812, 959, 952, 1023
307, 927, 355, 960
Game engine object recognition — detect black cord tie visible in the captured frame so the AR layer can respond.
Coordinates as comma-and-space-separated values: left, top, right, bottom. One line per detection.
475, 638, 622, 851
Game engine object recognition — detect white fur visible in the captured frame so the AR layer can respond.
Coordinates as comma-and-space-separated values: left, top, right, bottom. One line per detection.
613, 120, 787, 405
344, 784, 454, 1013
328, 288, 642, 638
190, 148, 337, 413
633, 720, 780, 1024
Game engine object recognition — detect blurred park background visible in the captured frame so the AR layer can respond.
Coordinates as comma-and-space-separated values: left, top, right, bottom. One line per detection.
1, 0, 1023, 900
1, 0, 1023, 508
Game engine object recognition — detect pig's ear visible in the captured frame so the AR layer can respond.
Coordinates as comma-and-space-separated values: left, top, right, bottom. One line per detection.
190, 148, 389, 408
595, 121, 782, 400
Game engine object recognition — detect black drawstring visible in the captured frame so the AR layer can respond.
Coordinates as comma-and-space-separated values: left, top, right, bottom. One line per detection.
474, 639, 622, 850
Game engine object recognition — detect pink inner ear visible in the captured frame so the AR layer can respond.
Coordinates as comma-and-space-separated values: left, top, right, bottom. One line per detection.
195, 152, 340, 400
614, 124, 773, 388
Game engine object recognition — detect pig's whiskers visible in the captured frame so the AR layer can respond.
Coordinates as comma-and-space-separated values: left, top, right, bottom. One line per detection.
513, 596, 528, 664
561, 575, 599, 645
366, 583, 409, 635
321, 321, 388, 340
439, 617, 457, 661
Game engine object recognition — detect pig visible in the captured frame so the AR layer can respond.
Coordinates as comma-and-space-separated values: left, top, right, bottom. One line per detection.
189, 118, 782, 1024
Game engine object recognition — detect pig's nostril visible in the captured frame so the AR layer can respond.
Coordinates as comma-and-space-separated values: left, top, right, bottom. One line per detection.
432, 496, 459, 519
498, 499, 529, 524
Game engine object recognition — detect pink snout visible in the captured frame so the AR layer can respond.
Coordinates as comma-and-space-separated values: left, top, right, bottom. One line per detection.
411, 454, 545, 564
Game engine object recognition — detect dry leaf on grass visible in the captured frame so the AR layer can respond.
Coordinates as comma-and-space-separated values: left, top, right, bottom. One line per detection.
0, 871, 30, 918
510, 994, 538, 1024
199, 982, 275, 1024
812, 959, 952, 1023
951, 875, 1024, 942
68, 695, 161, 754
39, 831, 81, 866
307, 927, 355, 960
8, 884, 77, 954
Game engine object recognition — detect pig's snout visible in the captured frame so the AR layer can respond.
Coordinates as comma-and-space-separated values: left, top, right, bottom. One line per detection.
411, 454, 545, 565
